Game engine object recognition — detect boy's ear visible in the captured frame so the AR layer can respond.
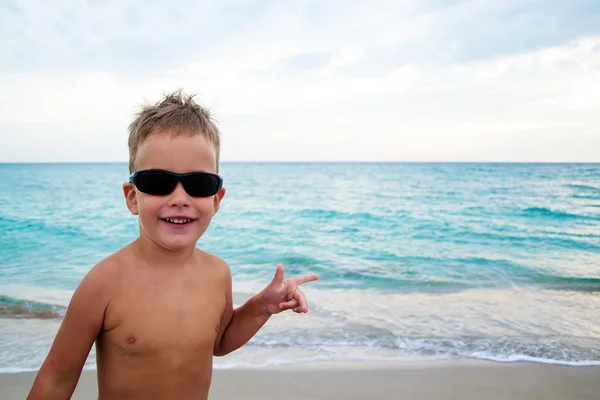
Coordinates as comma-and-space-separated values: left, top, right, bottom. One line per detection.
212, 187, 226, 216
123, 182, 139, 215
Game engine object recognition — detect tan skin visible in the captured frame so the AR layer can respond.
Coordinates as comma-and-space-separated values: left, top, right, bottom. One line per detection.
27, 131, 319, 400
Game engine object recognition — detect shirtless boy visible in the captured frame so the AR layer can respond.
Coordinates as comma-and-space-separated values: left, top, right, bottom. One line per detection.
27, 90, 319, 399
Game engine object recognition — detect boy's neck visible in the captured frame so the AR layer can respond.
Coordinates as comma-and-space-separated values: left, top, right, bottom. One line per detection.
132, 235, 196, 268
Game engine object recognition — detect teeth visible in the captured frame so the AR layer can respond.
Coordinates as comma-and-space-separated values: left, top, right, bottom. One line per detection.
166, 218, 192, 224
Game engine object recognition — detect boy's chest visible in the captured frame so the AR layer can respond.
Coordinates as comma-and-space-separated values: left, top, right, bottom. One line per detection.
100, 279, 225, 358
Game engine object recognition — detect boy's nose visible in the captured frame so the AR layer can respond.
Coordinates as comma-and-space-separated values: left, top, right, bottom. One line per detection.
168, 182, 190, 207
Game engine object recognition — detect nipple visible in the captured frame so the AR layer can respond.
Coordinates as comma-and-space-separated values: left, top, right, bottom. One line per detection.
128, 336, 136, 344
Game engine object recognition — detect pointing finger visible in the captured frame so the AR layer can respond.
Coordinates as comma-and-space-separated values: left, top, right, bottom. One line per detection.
292, 273, 319, 286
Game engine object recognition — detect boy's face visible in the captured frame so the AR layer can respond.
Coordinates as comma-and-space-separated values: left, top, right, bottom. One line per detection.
123, 131, 225, 252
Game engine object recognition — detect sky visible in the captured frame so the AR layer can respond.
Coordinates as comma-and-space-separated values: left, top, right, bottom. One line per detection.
1, 0, 599, 163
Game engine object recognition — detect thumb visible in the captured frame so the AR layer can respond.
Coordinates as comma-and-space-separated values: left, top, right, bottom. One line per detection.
271, 264, 285, 285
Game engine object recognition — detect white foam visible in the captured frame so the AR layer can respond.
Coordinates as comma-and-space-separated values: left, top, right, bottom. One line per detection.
0, 284, 73, 307
471, 354, 600, 367
0, 367, 39, 374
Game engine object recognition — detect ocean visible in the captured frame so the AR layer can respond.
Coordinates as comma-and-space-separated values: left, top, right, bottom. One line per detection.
1, 162, 599, 372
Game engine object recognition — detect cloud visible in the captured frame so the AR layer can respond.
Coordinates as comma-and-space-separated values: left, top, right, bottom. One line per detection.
0, 0, 599, 162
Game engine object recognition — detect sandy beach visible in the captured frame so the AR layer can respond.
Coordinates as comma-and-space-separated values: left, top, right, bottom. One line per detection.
2, 360, 599, 400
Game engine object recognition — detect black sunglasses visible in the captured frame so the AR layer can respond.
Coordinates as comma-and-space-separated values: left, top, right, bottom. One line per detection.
129, 169, 223, 197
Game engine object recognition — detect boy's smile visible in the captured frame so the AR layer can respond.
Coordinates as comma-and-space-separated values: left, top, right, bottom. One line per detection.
159, 214, 199, 231
123, 130, 226, 252
161, 216, 197, 225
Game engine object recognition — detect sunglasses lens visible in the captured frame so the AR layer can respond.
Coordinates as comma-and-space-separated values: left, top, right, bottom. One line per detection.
134, 171, 176, 195
184, 174, 222, 197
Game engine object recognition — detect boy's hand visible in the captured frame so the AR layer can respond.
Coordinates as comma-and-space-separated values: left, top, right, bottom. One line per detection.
261, 264, 319, 315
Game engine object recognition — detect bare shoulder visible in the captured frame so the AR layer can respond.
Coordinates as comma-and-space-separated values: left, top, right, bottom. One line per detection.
194, 248, 231, 281
79, 247, 128, 296
72, 245, 139, 314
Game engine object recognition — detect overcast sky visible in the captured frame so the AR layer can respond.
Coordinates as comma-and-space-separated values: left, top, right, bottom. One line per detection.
1, 0, 599, 162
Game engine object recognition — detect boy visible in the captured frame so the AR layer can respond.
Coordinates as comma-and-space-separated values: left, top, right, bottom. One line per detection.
27, 90, 319, 399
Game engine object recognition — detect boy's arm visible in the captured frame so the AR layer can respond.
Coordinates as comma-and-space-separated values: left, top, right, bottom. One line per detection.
213, 262, 270, 357
27, 263, 111, 400
213, 262, 318, 357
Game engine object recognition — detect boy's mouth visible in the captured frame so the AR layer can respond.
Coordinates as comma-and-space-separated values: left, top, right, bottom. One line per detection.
160, 217, 197, 225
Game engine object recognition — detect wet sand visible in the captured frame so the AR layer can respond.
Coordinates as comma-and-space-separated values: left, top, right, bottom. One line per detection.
2, 360, 599, 399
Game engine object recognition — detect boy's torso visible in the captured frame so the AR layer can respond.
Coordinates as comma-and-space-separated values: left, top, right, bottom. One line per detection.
93, 246, 227, 399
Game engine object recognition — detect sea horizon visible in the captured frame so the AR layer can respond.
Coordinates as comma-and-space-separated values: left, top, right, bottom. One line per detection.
1, 161, 599, 165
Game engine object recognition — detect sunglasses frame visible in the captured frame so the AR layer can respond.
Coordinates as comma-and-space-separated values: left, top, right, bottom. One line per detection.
129, 169, 224, 197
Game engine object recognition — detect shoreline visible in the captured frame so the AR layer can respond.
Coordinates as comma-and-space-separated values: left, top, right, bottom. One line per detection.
2, 360, 599, 400
3, 356, 599, 375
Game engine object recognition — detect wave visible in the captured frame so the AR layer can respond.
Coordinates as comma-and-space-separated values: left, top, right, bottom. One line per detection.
4, 354, 598, 374
530, 275, 600, 292
244, 329, 600, 367
233, 252, 600, 292
571, 194, 600, 201
0, 364, 97, 374
471, 355, 600, 367
565, 184, 600, 193
212, 357, 600, 370
521, 207, 593, 221
0, 366, 41, 374
408, 225, 600, 252
295, 208, 389, 223
357, 257, 598, 292
0, 296, 65, 319
0, 215, 84, 237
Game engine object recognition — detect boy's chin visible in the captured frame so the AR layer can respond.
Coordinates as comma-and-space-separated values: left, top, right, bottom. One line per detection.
160, 238, 199, 252
150, 232, 200, 252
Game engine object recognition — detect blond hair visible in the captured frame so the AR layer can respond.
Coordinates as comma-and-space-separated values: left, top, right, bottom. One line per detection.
127, 89, 221, 173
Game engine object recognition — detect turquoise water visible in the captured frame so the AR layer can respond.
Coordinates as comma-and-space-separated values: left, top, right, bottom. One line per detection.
1, 162, 600, 371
